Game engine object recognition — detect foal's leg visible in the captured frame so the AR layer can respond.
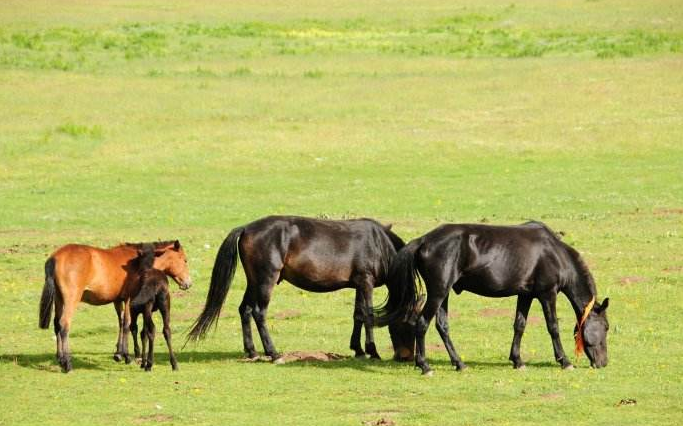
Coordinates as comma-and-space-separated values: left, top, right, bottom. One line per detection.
160, 298, 178, 370
509, 295, 533, 369
539, 293, 573, 369
130, 311, 141, 359
143, 305, 155, 372
358, 277, 380, 359
434, 296, 466, 370
250, 273, 280, 362
238, 288, 258, 359
140, 316, 148, 369
349, 289, 366, 358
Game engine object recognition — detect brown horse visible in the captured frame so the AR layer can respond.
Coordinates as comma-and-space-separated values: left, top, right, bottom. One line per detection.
38, 240, 192, 372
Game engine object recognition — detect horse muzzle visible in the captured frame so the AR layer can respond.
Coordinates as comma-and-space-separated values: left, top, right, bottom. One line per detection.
179, 279, 192, 290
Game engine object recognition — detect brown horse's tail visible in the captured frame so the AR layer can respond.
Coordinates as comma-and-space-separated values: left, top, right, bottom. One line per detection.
186, 226, 245, 343
39, 257, 56, 329
374, 238, 424, 327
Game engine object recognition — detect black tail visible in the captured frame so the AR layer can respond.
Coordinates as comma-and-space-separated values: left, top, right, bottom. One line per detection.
186, 226, 245, 342
39, 257, 56, 329
374, 239, 424, 327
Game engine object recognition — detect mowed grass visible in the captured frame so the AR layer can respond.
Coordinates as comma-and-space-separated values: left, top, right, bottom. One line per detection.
0, 1, 682, 425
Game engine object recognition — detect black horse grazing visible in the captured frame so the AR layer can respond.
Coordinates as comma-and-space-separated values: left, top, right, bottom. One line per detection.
376, 221, 610, 375
187, 215, 405, 361
130, 245, 178, 371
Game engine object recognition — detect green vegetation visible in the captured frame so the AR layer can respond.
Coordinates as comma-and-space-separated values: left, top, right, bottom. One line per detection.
0, 1, 681, 425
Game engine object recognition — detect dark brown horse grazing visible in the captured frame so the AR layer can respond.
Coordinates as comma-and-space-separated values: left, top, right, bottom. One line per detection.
376, 221, 610, 375
130, 244, 178, 371
187, 215, 404, 361
39, 240, 191, 372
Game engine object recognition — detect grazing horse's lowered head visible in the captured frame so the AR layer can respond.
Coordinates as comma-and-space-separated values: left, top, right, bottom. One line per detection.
577, 297, 610, 368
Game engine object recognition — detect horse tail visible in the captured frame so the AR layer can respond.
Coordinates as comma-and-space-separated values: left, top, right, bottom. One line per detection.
186, 226, 245, 342
374, 238, 424, 327
39, 257, 56, 329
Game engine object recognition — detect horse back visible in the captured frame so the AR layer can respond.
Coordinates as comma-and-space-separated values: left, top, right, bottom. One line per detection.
51, 244, 139, 304
240, 216, 395, 289
420, 223, 576, 297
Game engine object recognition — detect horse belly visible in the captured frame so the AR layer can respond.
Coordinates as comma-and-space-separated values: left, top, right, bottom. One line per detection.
81, 289, 113, 305
455, 276, 521, 298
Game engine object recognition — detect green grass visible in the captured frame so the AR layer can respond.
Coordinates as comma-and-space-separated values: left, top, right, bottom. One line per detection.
0, 1, 682, 425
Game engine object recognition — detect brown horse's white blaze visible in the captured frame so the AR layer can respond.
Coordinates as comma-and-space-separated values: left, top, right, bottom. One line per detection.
38, 240, 191, 372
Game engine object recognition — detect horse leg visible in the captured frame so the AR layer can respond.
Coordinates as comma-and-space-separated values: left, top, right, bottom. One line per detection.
349, 289, 366, 358
160, 299, 178, 370
140, 317, 148, 369
509, 295, 533, 369
113, 300, 125, 362
238, 288, 258, 359
250, 274, 280, 362
539, 293, 573, 369
143, 305, 155, 371
121, 300, 132, 364
358, 277, 380, 359
130, 311, 140, 359
434, 296, 466, 370
415, 295, 446, 375
57, 298, 78, 373
53, 293, 64, 362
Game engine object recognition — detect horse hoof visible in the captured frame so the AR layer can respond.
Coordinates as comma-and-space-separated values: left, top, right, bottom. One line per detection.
273, 357, 286, 365
113, 353, 123, 362
455, 363, 468, 371
422, 370, 434, 377
563, 364, 575, 370
514, 364, 526, 370
354, 353, 366, 359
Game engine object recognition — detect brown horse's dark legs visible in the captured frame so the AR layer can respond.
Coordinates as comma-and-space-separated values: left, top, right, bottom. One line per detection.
238, 290, 257, 359
350, 290, 366, 357
160, 301, 178, 370
53, 294, 64, 362
113, 301, 125, 362
539, 293, 573, 369
509, 295, 533, 369
359, 279, 380, 359
58, 301, 76, 373
434, 296, 466, 370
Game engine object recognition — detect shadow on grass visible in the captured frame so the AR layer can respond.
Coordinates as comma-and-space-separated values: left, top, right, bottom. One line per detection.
0, 352, 106, 372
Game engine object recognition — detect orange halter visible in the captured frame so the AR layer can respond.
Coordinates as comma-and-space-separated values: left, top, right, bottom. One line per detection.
574, 296, 596, 358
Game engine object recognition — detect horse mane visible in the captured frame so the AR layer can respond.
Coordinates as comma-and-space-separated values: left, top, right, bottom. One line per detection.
382, 227, 406, 251
116, 240, 179, 250
563, 242, 597, 297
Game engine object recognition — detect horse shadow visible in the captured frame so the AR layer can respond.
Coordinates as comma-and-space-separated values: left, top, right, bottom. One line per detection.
0, 352, 106, 372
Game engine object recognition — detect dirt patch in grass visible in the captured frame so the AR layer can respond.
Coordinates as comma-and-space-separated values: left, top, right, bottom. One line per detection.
527, 315, 542, 325
426, 343, 446, 352
540, 392, 563, 400
619, 276, 647, 285
133, 414, 174, 424
363, 417, 396, 426
479, 308, 513, 318
240, 351, 347, 363
653, 208, 683, 216
663, 266, 683, 273
274, 309, 302, 320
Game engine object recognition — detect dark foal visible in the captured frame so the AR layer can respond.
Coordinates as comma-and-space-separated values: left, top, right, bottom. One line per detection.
188, 215, 404, 361
130, 245, 178, 371
377, 221, 610, 375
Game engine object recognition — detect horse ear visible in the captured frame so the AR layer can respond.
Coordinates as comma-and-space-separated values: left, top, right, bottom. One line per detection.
153, 249, 165, 257
599, 297, 609, 312
137, 249, 144, 257
174, 240, 181, 250
384, 224, 392, 231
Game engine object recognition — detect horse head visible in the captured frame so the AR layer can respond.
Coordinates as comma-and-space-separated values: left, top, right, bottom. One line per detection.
153, 240, 192, 290
578, 297, 610, 368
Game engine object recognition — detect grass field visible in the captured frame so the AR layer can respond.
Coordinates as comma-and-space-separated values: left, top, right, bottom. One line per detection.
1, 1, 682, 425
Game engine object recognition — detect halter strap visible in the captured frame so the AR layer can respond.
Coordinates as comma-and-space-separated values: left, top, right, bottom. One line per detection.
574, 296, 596, 358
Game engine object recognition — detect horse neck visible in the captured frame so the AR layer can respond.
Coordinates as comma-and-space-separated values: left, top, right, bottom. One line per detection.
562, 270, 596, 322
